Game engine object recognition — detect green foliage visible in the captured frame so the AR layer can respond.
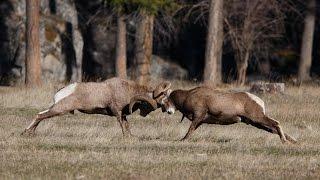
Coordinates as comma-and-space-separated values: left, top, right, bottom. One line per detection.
105, 0, 177, 15
130, 0, 177, 14
105, 0, 127, 12
107, 0, 126, 7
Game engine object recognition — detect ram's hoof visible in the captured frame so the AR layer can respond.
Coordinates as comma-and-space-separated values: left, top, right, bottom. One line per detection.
280, 138, 290, 144
20, 129, 36, 136
285, 135, 297, 144
179, 138, 188, 141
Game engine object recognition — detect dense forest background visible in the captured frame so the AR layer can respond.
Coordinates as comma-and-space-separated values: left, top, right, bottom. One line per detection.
0, 0, 319, 86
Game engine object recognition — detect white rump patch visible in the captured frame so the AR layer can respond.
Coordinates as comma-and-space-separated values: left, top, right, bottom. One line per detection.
245, 92, 265, 114
54, 83, 77, 103
38, 109, 49, 115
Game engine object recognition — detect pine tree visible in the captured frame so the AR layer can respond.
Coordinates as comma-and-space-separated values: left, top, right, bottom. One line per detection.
25, 0, 42, 86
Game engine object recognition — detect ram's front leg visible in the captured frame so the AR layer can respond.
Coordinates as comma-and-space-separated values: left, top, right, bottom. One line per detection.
180, 115, 185, 123
122, 116, 134, 137
116, 110, 135, 138
116, 114, 126, 137
180, 112, 206, 141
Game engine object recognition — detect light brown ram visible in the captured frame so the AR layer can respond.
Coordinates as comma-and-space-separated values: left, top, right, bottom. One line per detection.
22, 77, 171, 137
131, 86, 297, 143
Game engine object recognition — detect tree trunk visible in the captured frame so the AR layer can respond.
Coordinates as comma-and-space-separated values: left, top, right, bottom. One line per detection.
25, 0, 42, 86
298, 0, 315, 82
203, 0, 223, 85
133, 10, 154, 84
71, 29, 83, 82
236, 51, 249, 85
115, 13, 127, 79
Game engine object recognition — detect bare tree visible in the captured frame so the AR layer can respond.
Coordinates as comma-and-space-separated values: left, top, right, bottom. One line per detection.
203, 0, 223, 85
225, 0, 284, 85
298, 0, 316, 82
25, 0, 42, 86
115, 12, 127, 79
133, 10, 154, 84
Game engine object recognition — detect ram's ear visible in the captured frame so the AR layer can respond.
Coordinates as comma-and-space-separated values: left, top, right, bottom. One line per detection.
153, 81, 171, 99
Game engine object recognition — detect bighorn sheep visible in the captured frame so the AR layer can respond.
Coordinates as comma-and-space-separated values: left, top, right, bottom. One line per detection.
135, 86, 297, 143
22, 77, 172, 137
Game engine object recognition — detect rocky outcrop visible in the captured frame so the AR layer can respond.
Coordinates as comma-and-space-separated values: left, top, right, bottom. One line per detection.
54, 0, 83, 82
0, 0, 24, 85
151, 55, 188, 80
0, 0, 188, 85
128, 55, 187, 80
74, 0, 116, 80
0, 0, 84, 85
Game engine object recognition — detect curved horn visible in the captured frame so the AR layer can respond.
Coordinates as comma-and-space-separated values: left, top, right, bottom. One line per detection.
153, 82, 172, 98
129, 95, 158, 114
162, 82, 171, 92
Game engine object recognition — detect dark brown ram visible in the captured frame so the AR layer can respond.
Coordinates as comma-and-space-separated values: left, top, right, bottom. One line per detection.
133, 86, 297, 144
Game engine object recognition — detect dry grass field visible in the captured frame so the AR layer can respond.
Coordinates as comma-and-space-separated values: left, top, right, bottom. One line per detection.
0, 83, 320, 179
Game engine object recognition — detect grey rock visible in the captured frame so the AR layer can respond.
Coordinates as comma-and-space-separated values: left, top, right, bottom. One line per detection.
250, 82, 285, 94
151, 55, 188, 80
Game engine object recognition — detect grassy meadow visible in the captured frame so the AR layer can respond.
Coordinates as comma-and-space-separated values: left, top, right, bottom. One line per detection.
0, 83, 320, 179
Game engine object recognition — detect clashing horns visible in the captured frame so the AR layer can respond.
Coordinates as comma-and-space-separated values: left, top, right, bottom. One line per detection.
22, 78, 297, 144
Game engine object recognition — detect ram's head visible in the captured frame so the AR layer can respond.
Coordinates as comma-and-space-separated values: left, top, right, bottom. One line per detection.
129, 82, 172, 116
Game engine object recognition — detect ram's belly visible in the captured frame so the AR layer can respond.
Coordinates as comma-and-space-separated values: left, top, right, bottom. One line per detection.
203, 114, 240, 125
78, 107, 114, 116
207, 96, 244, 116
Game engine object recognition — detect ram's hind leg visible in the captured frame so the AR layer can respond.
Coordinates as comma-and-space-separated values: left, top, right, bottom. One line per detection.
245, 115, 289, 143
22, 109, 61, 135
263, 116, 288, 143
22, 100, 77, 135
265, 126, 297, 144
242, 116, 297, 144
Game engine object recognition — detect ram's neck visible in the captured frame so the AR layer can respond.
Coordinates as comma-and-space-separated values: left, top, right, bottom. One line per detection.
134, 84, 153, 96
170, 89, 188, 109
